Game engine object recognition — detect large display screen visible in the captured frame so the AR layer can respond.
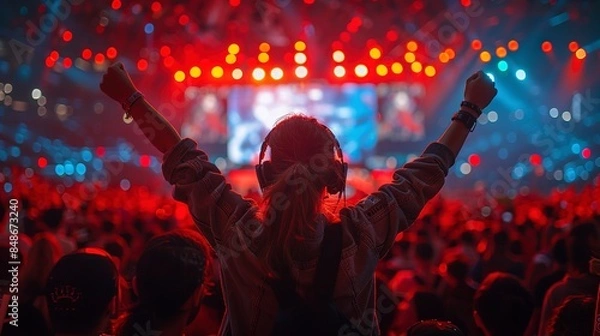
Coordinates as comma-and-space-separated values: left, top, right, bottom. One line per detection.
226, 84, 378, 165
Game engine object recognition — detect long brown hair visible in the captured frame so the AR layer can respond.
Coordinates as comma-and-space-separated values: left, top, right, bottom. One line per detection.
258, 115, 345, 275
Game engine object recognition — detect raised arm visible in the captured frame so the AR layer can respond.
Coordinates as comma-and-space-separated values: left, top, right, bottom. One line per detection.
99, 62, 180, 154
346, 71, 497, 258
437, 71, 497, 156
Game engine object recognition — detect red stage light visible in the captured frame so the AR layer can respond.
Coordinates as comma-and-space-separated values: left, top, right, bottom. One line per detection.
140, 155, 151, 167
96, 146, 106, 157
468, 154, 481, 167
45, 57, 55, 68
50, 50, 59, 61
179, 15, 189, 25
160, 45, 171, 57
82, 48, 92, 60
445, 48, 455, 59
63, 57, 72, 68
495, 46, 507, 58
151, 1, 162, 12
111, 0, 121, 10
568, 41, 578, 52
386, 30, 398, 41
471, 39, 482, 50
106, 47, 117, 59
163, 56, 174, 67
38, 157, 48, 168
582, 148, 591, 159
541, 41, 552, 53
529, 154, 542, 166
461, 0, 471, 6
137, 59, 148, 71
439, 52, 450, 63
229, 0, 241, 6
95, 53, 105, 64
62, 30, 72, 42
508, 40, 519, 51
304, 0, 315, 4
340, 32, 351, 42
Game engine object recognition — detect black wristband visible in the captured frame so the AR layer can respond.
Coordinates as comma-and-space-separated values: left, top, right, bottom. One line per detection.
452, 110, 478, 132
461, 101, 482, 116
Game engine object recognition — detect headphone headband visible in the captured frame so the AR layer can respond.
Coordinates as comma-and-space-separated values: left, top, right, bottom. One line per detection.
255, 119, 347, 195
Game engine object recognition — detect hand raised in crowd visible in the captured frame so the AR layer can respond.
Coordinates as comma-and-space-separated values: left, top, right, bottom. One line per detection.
464, 70, 498, 111
99, 62, 138, 104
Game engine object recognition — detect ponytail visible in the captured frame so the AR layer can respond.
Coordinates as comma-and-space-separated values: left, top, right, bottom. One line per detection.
260, 162, 325, 275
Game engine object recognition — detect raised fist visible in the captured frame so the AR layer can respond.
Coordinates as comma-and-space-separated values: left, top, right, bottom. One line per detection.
99, 62, 138, 104
464, 71, 498, 110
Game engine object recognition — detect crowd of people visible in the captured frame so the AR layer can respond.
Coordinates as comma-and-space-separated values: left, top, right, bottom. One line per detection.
2, 169, 598, 335
1, 66, 598, 336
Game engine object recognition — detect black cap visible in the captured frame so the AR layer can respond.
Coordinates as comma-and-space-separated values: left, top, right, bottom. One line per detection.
46, 248, 118, 333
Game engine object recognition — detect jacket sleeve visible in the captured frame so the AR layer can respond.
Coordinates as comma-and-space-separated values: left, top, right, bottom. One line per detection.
162, 138, 254, 249
342, 142, 455, 258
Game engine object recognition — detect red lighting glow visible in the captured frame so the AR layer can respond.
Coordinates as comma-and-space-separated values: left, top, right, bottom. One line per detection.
508, 40, 519, 51
140, 155, 151, 167
468, 154, 481, 166
229, 0, 241, 6
541, 41, 552, 53
179, 15, 189, 25
471, 39, 482, 50
62, 30, 72, 42
529, 154, 542, 166
151, 1, 162, 12
94, 53, 105, 64
582, 148, 591, 159
50, 50, 59, 61
111, 0, 121, 10
82, 49, 92, 60
38, 157, 48, 168
160, 45, 171, 57
568, 41, 579, 52
96, 147, 106, 157
163, 56, 174, 67
63, 57, 72, 68
137, 59, 148, 71
106, 47, 117, 59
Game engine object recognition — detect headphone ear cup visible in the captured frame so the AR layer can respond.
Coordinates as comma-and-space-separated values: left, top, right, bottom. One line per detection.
326, 162, 348, 195
256, 161, 276, 190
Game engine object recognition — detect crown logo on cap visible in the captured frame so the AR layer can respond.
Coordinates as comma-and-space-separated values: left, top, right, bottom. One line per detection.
50, 285, 82, 307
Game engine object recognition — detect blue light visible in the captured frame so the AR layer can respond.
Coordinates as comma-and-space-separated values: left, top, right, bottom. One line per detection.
144, 23, 154, 34
497, 60, 508, 72
15, 133, 24, 144
486, 73, 495, 82
20, 6, 28, 15
75, 174, 85, 182
10, 146, 20, 157
516, 69, 526, 80
32, 142, 41, 153
571, 143, 581, 154
55, 164, 65, 176
81, 149, 93, 162
0, 150, 7, 161
543, 158, 554, 170
76, 163, 86, 175
4, 183, 12, 193
565, 168, 577, 182
64, 161, 75, 175
92, 158, 103, 171
498, 148, 508, 160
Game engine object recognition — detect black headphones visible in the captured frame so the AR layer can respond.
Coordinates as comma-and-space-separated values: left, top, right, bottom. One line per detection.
255, 122, 348, 195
